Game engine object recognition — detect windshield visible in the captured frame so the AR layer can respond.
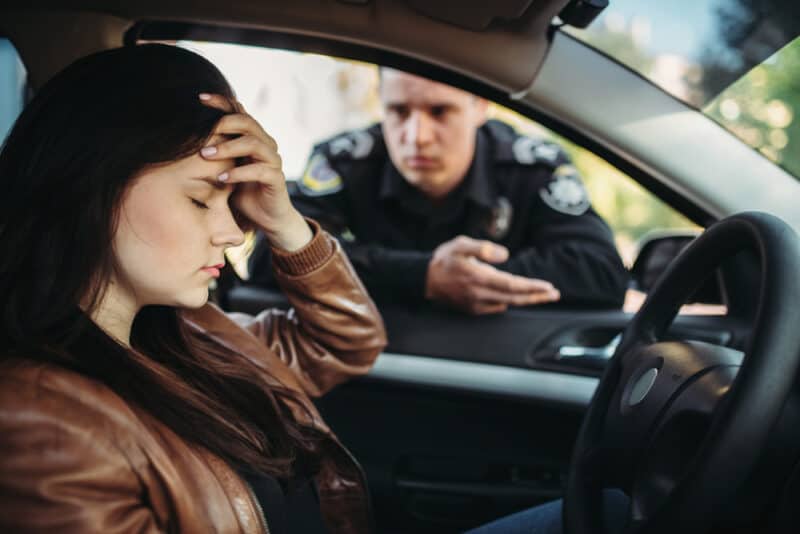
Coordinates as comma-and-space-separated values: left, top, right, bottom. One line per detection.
565, 0, 800, 180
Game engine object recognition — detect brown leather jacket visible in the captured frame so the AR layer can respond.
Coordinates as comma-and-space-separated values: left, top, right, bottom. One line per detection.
0, 224, 387, 533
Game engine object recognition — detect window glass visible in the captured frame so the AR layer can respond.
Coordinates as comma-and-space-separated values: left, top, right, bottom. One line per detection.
174, 40, 711, 312
0, 38, 27, 144
564, 0, 800, 109
177, 42, 380, 180
564, 0, 800, 182
704, 36, 800, 181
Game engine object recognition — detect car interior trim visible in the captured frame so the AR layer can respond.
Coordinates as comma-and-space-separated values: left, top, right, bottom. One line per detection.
3, 0, 568, 95
366, 352, 598, 407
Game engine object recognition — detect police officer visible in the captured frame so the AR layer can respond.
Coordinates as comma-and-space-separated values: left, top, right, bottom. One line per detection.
248, 69, 628, 314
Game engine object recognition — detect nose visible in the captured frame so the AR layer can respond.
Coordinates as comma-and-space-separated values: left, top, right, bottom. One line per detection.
211, 208, 245, 249
403, 110, 434, 147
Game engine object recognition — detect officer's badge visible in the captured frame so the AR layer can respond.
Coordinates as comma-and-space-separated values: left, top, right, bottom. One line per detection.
487, 196, 513, 240
539, 165, 590, 216
328, 129, 375, 159
298, 153, 343, 196
512, 136, 561, 165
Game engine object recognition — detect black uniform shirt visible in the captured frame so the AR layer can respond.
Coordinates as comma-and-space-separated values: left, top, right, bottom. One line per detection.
249, 120, 628, 307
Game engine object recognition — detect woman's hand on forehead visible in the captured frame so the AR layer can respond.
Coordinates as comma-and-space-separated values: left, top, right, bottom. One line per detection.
197, 93, 312, 252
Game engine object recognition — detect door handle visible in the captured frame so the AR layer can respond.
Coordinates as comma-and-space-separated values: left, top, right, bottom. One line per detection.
556, 333, 622, 361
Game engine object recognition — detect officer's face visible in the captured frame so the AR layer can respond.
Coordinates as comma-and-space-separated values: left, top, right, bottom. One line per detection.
380, 69, 487, 199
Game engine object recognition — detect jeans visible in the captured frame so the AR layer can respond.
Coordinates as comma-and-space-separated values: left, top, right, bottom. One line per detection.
464, 490, 629, 534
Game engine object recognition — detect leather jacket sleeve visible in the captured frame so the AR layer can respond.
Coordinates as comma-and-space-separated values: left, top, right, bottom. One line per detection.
227, 219, 387, 397
0, 367, 164, 533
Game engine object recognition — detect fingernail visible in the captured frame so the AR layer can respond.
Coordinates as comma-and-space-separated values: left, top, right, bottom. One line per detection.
218, 172, 229, 182
199, 93, 212, 100
201, 146, 217, 157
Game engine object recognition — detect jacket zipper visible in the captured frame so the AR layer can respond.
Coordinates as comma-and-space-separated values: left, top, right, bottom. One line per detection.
244, 480, 271, 534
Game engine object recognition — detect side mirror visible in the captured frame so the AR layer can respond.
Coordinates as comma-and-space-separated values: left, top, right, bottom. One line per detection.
631, 231, 725, 305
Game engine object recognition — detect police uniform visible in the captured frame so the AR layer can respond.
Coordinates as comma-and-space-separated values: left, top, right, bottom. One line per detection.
249, 120, 628, 307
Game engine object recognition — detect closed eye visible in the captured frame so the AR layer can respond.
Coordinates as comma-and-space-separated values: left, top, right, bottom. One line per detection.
190, 198, 210, 209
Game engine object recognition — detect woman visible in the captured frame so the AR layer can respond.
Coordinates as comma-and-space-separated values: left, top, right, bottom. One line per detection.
0, 44, 386, 533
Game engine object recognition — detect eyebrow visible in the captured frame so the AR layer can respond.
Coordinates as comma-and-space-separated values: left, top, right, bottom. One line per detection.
191, 176, 231, 191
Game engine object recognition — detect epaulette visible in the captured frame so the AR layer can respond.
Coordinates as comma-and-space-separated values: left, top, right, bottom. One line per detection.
484, 120, 567, 168
319, 124, 383, 161
298, 124, 383, 196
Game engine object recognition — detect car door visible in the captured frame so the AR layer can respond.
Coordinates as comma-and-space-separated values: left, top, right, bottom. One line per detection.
225, 285, 748, 533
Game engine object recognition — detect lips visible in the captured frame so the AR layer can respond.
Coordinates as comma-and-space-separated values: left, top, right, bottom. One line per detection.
405, 156, 439, 169
201, 263, 224, 278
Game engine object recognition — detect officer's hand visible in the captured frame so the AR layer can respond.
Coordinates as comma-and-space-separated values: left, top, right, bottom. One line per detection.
198, 93, 312, 252
425, 236, 561, 315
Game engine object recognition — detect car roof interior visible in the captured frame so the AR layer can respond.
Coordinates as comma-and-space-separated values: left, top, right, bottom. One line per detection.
0, 0, 570, 92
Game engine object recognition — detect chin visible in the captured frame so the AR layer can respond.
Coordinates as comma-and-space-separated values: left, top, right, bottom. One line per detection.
404, 170, 439, 190
173, 289, 210, 309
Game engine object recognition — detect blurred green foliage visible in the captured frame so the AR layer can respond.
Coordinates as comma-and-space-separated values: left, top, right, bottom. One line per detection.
705, 37, 800, 180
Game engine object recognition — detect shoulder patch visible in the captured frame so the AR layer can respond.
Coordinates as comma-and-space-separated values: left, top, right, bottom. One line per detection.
511, 136, 563, 166
539, 164, 590, 216
328, 129, 375, 160
298, 153, 343, 197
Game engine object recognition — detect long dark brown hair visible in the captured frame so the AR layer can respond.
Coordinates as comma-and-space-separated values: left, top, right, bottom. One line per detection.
0, 44, 322, 477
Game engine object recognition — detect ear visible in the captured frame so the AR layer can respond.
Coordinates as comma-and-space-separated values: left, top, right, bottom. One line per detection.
472, 97, 489, 126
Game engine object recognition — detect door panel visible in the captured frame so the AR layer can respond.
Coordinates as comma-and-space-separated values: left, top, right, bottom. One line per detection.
314, 378, 584, 533
224, 285, 747, 532
225, 286, 747, 372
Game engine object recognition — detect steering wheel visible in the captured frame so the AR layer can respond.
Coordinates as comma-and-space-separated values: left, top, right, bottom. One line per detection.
564, 211, 800, 534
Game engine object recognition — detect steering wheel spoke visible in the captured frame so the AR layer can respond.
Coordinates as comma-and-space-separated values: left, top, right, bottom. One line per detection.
631, 359, 738, 520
